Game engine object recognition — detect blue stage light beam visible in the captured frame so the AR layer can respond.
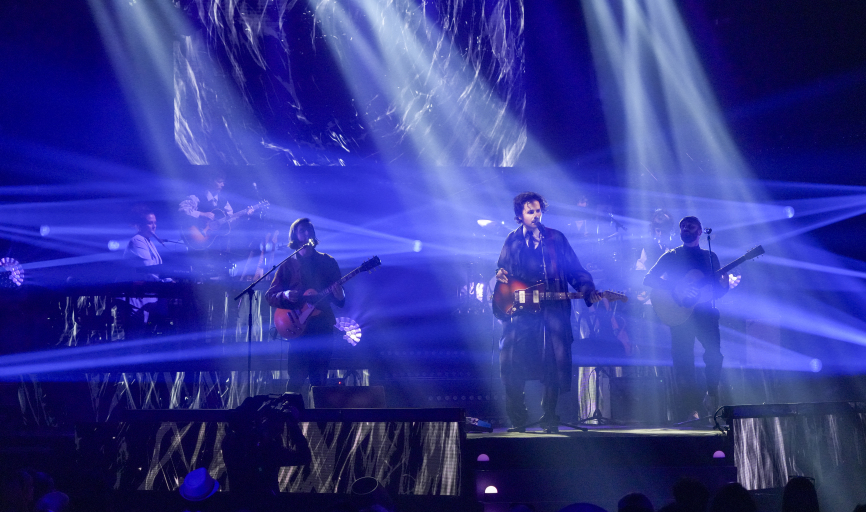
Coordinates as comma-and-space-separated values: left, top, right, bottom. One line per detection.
0, 332, 294, 379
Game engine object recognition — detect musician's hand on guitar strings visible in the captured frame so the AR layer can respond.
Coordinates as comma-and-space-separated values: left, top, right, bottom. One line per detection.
201, 212, 215, 220
588, 290, 603, 303
282, 289, 300, 302
495, 268, 509, 283
328, 282, 345, 301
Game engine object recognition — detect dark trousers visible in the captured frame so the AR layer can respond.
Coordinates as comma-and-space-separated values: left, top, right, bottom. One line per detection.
285, 330, 333, 395
503, 376, 560, 428
669, 307, 723, 417
501, 313, 563, 427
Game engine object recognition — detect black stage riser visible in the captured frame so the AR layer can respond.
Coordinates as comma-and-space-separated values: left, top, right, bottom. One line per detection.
467, 433, 735, 512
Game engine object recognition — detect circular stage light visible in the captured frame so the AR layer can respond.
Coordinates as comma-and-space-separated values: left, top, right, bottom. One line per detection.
0, 258, 24, 288
335, 317, 362, 346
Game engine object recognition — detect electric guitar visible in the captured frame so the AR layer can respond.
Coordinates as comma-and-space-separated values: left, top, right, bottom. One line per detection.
274, 256, 381, 339
492, 277, 628, 319
183, 200, 269, 249
651, 245, 764, 326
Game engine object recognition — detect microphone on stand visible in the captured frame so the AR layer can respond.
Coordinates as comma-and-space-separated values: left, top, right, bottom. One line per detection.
289, 238, 319, 249
152, 234, 167, 247
704, 228, 713, 234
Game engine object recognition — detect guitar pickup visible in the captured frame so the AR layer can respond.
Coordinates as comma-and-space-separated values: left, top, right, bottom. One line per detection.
517, 290, 525, 304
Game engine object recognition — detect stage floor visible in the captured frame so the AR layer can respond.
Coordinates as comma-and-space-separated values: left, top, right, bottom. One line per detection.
472, 424, 726, 437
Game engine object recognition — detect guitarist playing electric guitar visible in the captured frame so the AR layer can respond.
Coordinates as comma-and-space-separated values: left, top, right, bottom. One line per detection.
642, 216, 729, 424
494, 192, 603, 433
265, 218, 345, 397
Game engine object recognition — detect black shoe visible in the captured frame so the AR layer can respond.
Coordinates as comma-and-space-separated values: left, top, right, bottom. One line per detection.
540, 413, 560, 432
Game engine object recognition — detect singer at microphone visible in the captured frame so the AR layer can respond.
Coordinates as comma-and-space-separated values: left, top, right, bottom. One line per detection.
265, 217, 345, 395
125, 206, 166, 279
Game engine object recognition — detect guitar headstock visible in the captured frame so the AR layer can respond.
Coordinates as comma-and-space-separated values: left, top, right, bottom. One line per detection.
745, 245, 765, 260
361, 256, 382, 273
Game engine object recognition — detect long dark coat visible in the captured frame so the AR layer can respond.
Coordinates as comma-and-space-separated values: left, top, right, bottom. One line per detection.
496, 226, 596, 391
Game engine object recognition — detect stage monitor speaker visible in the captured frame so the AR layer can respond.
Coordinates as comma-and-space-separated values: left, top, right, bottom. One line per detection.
312, 385, 386, 408
610, 377, 666, 425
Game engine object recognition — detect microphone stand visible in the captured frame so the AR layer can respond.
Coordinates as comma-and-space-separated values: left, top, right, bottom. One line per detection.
234, 241, 312, 399
676, 229, 721, 428
705, 230, 718, 310
506, 224, 588, 433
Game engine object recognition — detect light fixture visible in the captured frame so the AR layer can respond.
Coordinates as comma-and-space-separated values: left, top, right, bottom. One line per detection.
335, 317, 362, 346
0, 258, 24, 288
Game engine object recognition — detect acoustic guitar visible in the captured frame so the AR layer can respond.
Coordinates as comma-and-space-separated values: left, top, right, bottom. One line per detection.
651, 245, 764, 326
183, 200, 269, 249
274, 256, 381, 339
492, 277, 628, 319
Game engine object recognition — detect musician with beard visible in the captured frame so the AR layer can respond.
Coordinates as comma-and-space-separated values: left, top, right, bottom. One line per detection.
265, 218, 344, 400
643, 216, 729, 422
495, 192, 601, 432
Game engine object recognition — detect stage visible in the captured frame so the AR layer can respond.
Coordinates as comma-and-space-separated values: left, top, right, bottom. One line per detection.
2, 399, 865, 512
470, 425, 733, 512
3, 2, 866, 510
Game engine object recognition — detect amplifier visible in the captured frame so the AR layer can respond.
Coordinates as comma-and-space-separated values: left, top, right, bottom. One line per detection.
610, 376, 667, 425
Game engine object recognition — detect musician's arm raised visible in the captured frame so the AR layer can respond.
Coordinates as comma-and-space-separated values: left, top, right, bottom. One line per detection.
326, 257, 345, 307
560, 232, 599, 305
643, 252, 675, 291
495, 231, 518, 283
711, 252, 730, 299
265, 261, 303, 309
179, 195, 214, 220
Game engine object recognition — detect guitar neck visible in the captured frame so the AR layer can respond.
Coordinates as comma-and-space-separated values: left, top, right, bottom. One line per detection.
221, 203, 264, 225
716, 255, 748, 276
539, 292, 586, 300
337, 266, 365, 286
313, 263, 369, 303
700, 246, 764, 285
